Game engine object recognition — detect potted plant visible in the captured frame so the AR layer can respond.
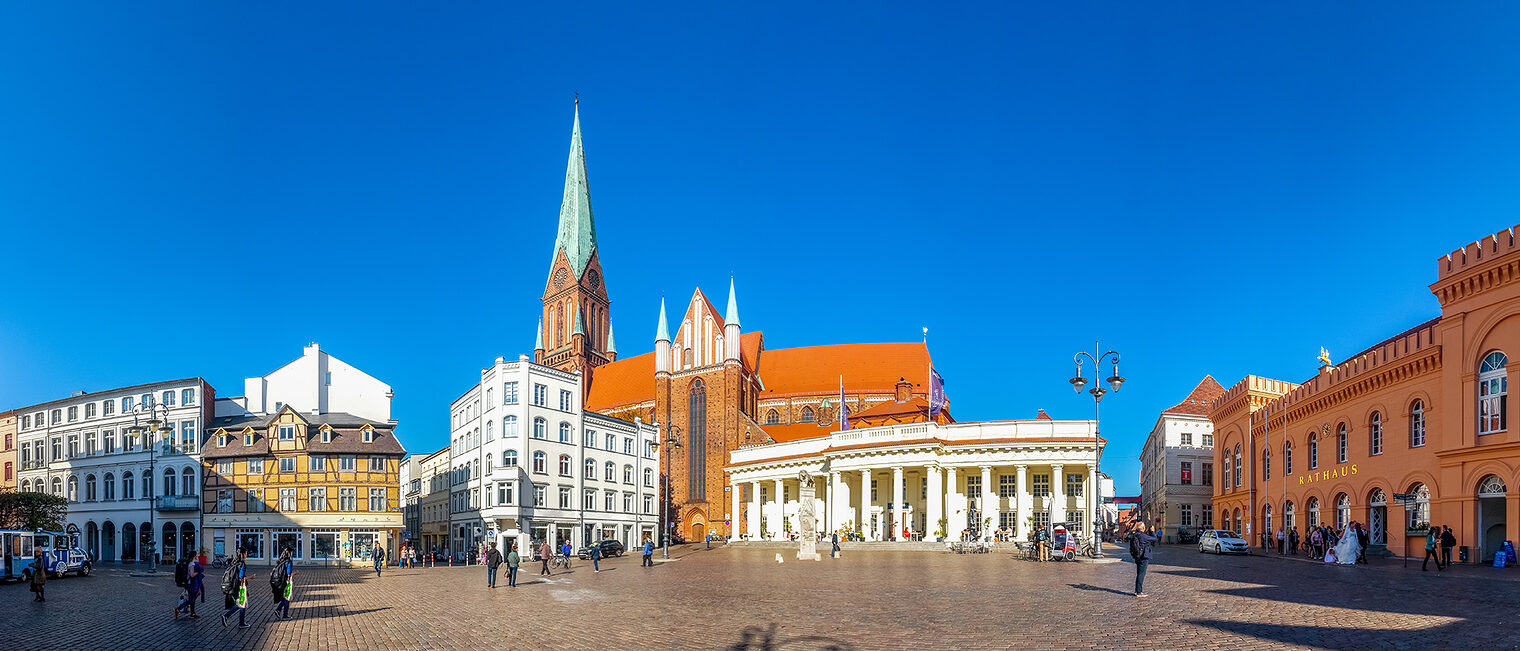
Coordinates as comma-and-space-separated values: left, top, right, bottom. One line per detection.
935, 517, 948, 541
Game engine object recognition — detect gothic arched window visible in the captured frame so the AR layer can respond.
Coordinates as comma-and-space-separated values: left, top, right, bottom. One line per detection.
765, 409, 779, 425
799, 406, 815, 423
688, 379, 707, 501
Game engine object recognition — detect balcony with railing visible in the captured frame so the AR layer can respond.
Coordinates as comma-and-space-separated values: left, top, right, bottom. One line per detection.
155, 495, 200, 511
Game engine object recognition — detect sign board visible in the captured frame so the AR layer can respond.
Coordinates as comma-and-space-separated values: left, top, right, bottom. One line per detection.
1495, 551, 1507, 568
1392, 493, 1414, 501
1502, 541, 1516, 568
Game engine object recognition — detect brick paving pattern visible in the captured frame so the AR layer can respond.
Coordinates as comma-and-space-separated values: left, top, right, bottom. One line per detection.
4, 544, 1518, 650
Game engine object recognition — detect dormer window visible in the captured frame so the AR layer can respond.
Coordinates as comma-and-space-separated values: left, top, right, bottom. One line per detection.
218, 435, 227, 448
363, 429, 374, 443
278, 425, 295, 441
243, 433, 253, 446
321, 428, 331, 443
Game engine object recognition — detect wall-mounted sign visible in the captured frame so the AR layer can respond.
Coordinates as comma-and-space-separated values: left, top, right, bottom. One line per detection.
1297, 464, 1358, 485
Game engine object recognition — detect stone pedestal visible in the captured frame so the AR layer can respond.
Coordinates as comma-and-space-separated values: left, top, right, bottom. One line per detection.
797, 474, 821, 561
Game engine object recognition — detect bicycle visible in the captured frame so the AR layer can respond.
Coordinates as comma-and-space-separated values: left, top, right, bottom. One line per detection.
550, 553, 568, 569
211, 554, 227, 569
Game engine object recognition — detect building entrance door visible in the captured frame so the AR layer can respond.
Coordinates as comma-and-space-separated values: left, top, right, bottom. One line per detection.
1479, 475, 1507, 562
692, 523, 706, 541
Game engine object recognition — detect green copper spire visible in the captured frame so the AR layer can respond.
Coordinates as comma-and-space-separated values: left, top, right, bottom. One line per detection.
573, 303, 586, 336
725, 277, 741, 327
655, 297, 670, 343
535, 318, 544, 351
551, 105, 599, 278
606, 323, 617, 354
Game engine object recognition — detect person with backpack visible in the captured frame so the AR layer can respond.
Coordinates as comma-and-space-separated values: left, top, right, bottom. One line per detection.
642, 537, 654, 567
561, 540, 572, 569
505, 543, 521, 587
173, 555, 201, 619
372, 544, 385, 577
221, 548, 249, 629
270, 548, 297, 620
1126, 521, 1160, 598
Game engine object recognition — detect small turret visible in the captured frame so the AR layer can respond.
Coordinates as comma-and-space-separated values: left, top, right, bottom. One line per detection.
724, 277, 741, 364
655, 297, 671, 375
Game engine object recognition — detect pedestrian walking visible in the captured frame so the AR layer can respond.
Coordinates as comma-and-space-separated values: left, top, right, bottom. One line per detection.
706, 532, 712, 550
1276, 528, 1285, 555
1126, 521, 1160, 598
484, 542, 503, 588
831, 531, 841, 557
29, 551, 46, 602
173, 554, 202, 619
373, 545, 385, 577
642, 538, 654, 567
590, 540, 602, 572
221, 548, 250, 629
539, 540, 553, 576
269, 548, 296, 620
506, 543, 521, 587
1440, 526, 1457, 567
1422, 526, 1443, 571
561, 541, 572, 569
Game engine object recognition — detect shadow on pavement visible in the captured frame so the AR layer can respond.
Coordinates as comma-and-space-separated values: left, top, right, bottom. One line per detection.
1068, 582, 1132, 597
727, 622, 855, 650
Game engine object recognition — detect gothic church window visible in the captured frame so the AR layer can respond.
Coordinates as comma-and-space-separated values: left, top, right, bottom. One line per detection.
799, 406, 815, 423
765, 409, 779, 425
688, 379, 707, 501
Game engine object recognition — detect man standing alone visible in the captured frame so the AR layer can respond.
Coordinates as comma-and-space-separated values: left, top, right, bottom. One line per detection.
1126, 521, 1160, 598
590, 540, 602, 573
483, 542, 503, 588
373, 545, 385, 577
539, 539, 554, 576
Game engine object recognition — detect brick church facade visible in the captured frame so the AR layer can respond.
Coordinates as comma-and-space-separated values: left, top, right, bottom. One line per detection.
533, 106, 949, 541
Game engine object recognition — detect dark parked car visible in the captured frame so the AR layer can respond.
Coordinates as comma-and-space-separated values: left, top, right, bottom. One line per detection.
577, 539, 625, 559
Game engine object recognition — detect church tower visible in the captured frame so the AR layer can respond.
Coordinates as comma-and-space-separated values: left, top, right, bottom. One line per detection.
537, 103, 614, 383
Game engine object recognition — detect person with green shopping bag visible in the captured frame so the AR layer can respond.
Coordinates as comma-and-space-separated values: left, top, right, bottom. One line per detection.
221, 547, 250, 629
270, 548, 297, 619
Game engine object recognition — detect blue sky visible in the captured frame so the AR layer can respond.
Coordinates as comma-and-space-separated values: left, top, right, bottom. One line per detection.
4, 3, 1520, 494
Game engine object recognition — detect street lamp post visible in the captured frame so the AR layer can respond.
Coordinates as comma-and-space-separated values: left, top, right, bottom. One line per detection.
653, 424, 682, 560
126, 402, 172, 574
1069, 343, 1124, 558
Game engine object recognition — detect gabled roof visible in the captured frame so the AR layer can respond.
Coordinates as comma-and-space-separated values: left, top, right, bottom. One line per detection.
203, 411, 402, 457
758, 342, 932, 397
758, 421, 837, 443
1163, 375, 1226, 416
585, 350, 656, 412
852, 397, 929, 419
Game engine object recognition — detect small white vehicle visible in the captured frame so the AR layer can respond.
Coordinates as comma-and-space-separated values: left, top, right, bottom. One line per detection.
1198, 529, 1250, 555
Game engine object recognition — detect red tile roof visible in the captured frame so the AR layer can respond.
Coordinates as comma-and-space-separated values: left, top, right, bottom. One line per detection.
757, 421, 838, 443
758, 342, 932, 397
1164, 375, 1226, 416
1034, 409, 1053, 420
585, 351, 655, 412
851, 397, 928, 419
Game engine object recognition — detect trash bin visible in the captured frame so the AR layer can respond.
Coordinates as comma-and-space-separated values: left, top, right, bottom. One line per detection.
1459, 546, 1469, 563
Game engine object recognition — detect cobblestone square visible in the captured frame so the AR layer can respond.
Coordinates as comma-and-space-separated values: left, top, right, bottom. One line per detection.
5, 544, 1517, 650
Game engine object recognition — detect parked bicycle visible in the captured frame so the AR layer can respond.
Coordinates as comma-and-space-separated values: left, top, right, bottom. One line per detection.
211, 554, 227, 569
550, 553, 568, 569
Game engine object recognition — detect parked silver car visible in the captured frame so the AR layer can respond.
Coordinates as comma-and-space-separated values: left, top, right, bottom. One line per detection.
1199, 529, 1249, 554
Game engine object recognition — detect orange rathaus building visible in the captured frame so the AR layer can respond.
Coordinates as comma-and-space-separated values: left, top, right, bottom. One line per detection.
530, 106, 948, 542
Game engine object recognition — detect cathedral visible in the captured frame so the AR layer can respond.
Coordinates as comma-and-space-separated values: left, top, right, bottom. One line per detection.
533, 106, 950, 541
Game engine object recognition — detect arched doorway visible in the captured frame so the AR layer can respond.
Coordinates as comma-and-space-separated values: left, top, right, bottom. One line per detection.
122, 523, 136, 562
1478, 475, 1507, 562
139, 522, 151, 562
1367, 489, 1387, 550
163, 522, 178, 563
102, 521, 116, 563
86, 521, 99, 560
181, 522, 196, 558
691, 523, 707, 542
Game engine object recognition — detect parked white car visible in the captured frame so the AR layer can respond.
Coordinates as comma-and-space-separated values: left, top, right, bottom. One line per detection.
1199, 530, 1249, 555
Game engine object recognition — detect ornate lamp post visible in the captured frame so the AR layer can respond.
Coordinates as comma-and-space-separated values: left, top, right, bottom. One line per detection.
652, 424, 682, 560
126, 402, 172, 574
1069, 343, 1124, 558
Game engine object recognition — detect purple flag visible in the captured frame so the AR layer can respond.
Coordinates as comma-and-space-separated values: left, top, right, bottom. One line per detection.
929, 368, 947, 417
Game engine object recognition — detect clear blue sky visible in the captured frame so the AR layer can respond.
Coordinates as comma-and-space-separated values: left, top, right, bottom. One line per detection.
5, 3, 1520, 495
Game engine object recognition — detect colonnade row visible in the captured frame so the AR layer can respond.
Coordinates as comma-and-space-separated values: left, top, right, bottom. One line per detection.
729, 463, 1098, 542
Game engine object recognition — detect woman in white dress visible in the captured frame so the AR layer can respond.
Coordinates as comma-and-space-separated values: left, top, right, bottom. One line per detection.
1332, 523, 1361, 565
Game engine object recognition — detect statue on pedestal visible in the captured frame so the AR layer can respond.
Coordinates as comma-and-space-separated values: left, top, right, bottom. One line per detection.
796, 470, 821, 561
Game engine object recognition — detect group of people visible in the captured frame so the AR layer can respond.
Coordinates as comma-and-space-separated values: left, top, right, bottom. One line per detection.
477, 537, 660, 588
1273, 523, 1368, 565
214, 546, 298, 629
1422, 525, 1459, 571
395, 544, 424, 568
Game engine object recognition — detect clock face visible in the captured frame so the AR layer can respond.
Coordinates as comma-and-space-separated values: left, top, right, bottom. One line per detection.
587, 269, 601, 290
552, 268, 569, 289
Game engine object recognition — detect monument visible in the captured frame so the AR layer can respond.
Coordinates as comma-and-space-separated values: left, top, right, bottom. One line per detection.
796, 470, 821, 561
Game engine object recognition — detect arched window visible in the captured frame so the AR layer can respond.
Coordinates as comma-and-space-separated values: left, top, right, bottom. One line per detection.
52, 477, 63, 497
1410, 400, 1426, 447
765, 409, 779, 425
585, 458, 597, 479
1262, 450, 1271, 479
1335, 493, 1350, 530
605, 461, 615, 482
1478, 474, 1507, 497
1223, 454, 1231, 490
1263, 504, 1273, 534
1233, 445, 1242, 487
1336, 424, 1348, 464
689, 379, 708, 501
644, 467, 654, 487
103, 473, 115, 500
67, 475, 79, 501
181, 465, 195, 495
1409, 483, 1430, 530
85, 474, 97, 501
1369, 412, 1383, 456
18, 480, 28, 493
799, 406, 815, 423
485, 454, 493, 475
486, 420, 493, 441
556, 303, 565, 348
624, 464, 634, 484
559, 454, 572, 477
1480, 351, 1508, 434
682, 347, 692, 367
503, 416, 518, 438
1234, 509, 1242, 534
164, 468, 176, 497
1284, 440, 1293, 475
123, 472, 135, 499
1284, 500, 1296, 529
532, 451, 546, 474
503, 450, 518, 467
1307, 497, 1320, 527
559, 422, 572, 443
1308, 433, 1319, 470
533, 417, 546, 439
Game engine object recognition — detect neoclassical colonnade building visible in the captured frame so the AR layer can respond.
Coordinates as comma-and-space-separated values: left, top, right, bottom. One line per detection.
725, 415, 1100, 542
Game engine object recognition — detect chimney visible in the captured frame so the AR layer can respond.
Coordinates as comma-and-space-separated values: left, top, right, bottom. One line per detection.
895, 377, 912, 403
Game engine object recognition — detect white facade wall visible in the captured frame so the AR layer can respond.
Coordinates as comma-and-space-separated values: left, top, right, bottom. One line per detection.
14, 379, 210, 564
245, 343, 393, 423
1139, 413, 1216, 542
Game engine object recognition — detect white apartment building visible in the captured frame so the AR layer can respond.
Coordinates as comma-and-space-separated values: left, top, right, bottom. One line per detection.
15, 378, 214, 564
449, 354, 658, 558
1139, 376, 1222, 543
416, 446, 450, 556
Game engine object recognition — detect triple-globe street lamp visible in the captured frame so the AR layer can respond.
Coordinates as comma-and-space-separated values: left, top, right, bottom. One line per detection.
651, 424, 682, 560
1069, 344, 1124, 558
126, 403, 173, 574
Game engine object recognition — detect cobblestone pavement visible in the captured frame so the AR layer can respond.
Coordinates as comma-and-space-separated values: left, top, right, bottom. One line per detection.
4, 543, 1518, 650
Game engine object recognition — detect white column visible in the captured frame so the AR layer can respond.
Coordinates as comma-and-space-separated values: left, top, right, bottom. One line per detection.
891, 466, 905, 541
1052, 464, 1066, 525
1015, 465, 1030, 539
730, 481, 741, 541
947, 467, 964, 540
748, 481, 761, 540
1086, 463, 1098, 543
927, 465, 944, 542
986, 466, 1001, 538
979, 466, 992, 540
772, 478, 784, 541
835, 472, 851, 535
860, 469, 872, 541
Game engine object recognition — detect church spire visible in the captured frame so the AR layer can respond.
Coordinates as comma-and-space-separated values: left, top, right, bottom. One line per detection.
655, 296, 670, 343
552, 104, 598, 278
606, 323, 617, 355
725, 276, 741, 328
534, 318, 544, 352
